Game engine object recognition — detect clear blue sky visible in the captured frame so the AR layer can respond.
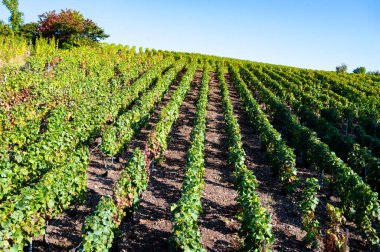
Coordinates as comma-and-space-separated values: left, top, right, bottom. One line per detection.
1, 0, 379, 72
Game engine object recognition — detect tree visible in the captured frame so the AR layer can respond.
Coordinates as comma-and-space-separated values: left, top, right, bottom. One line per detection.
2, 0, 23, 33
367, 71, 380, 75
353, 66, 366, 74
336, 63, 347, 74
0, 20, 13, 35
19, 22, 39, 42
37, 9, 109, 48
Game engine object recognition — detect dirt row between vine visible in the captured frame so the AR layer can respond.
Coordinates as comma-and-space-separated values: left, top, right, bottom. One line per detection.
198, 72, 240, 251
117, 70, 243, 251
224, 73, 307, 251
225, 72, 368, 251
32, 67, 187, 251
31, 68, 369, 252
115, 69, 203, 251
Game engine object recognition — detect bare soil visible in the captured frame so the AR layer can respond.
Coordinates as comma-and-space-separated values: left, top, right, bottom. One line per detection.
115, 69, 203, 251
198, 72, 241, 251
29, 68, 373, 252
225, 73, 370, 251
32, 67, 187, 252
225, 73, 308, 251
32, 148, 124, 251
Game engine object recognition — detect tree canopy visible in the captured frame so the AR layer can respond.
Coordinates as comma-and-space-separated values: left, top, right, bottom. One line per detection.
336, 63, 347, 74
1, 0, 23, 33
1, 5, 109, 48
353, 66, 366, 74
37, 9, 109, 48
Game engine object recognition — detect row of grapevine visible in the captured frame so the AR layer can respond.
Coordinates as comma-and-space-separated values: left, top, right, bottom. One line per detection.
0, 56, 171, 201
0, 41, 148, 154
0, 35, 29, 67
0, 54, 175, 250
233, 64, 359, 249
0, 146, 89, 250
271, 66, 353, 123
170, 63, 209, 251
271, 65, 380, 142
328, 67, 380, 92
275, 67, 349, 107
267, 66, 380, 156
2, 36, 379, 250
245, 66, 380, 192
148, 62, 198, 161
343, 74, 380, 95
298, 177, 347, 250
227, 64, 298, 192
270, 65, 380, 164
81, 60, 198, 251
320, 71, 379, 99
1, 42, 95, 167
100, 58, 186, 156
218, 63, 275, 250
271, 65, 380, 163
1, 42, 134, 156
80, 148, 148, 251
299, 178, 320, 248
271, 67, 380, 157
239, 65, 379, 245
302, 70, 380, 139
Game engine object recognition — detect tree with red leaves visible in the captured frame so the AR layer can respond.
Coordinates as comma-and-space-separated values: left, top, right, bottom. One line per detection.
37, 9, 108, 48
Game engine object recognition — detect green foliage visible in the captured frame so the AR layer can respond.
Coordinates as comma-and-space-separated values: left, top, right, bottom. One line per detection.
81, 148, 148, 251
244, 63, 380, 245
100, 57, 184, 156
247, 65, 380, 194
367, 70, 380, 75
0, 147, 89, 251
113, 148, 148, 211
81, 196, 119, 252
0, 20, 13, 35
336, 64, 347, 74
324, 203, 348, 252
2, 0, 23, 33
0, 47, 163, 201
0, 34, 28, 65
19, 22, 39, 42
1, 33, 380, 251
170, 63, 209, 252
347, 144, 380, 192
299, 178, 320, 249
149, 61, 197, 161
0, 44, 163, 249
353, 66, 366, 74
37, 9, 108, 48
230, 64, 298, 192
218, 63, 275, 251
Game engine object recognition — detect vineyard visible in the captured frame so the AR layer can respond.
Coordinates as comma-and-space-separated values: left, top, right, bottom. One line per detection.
0, 36, 380, 251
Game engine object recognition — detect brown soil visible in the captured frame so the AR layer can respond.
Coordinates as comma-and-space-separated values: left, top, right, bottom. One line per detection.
225, 73, 370, 251
32, 67, 187, 252
225, 73, 308, 251
252, 88, 370, 251
32, 149, 124, 251
198, 72, 241, 251
27, 67, 373, 252
115, 69, 203, 251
